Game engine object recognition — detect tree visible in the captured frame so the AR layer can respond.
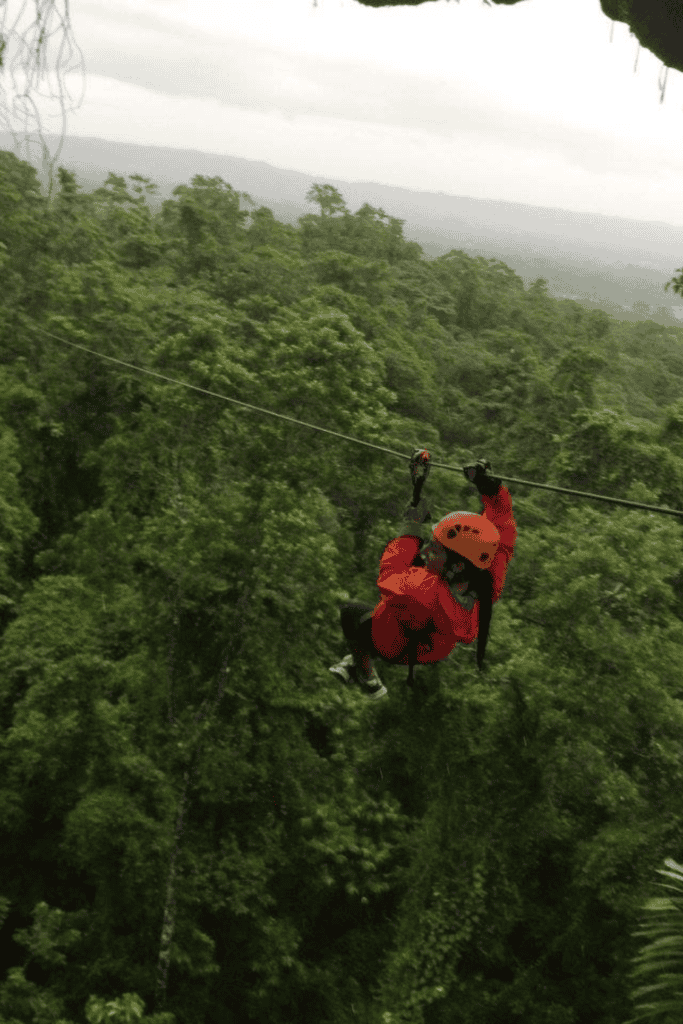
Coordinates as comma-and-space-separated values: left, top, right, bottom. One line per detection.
246, 205, 300, 254
305, 183, 348, 218
549, 343, 608, 416
8, 153, 683, 1024
0, 409, 39, 630
548, 405, 683, 510
160, 175, 251, 281
301, 188, 422, 267
90, 172, 163, 270
585, 307, 612, 343
333, 202, 422, 263
0, 150, 48, 283
665, 266, 683, 298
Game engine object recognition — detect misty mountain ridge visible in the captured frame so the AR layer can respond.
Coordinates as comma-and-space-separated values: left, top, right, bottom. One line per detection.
4, 132, 683, 323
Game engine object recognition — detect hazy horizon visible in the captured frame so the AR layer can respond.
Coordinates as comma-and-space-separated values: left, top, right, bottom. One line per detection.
4, 0, 683, 226
9, 129, 683, 241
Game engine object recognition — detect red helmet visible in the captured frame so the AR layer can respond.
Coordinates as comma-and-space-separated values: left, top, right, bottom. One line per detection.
432, 512, 500, 568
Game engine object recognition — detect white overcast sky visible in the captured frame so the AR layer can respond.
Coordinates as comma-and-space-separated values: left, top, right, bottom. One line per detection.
9, 0, 683, 224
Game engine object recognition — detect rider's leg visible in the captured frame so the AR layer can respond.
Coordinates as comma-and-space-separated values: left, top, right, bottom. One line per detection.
339, 602, 377, 680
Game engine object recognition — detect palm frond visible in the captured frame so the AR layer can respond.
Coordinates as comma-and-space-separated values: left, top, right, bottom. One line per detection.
625, 858, 683, 1023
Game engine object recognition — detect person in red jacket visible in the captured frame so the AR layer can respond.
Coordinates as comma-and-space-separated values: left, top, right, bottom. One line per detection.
330, 460, 517, 699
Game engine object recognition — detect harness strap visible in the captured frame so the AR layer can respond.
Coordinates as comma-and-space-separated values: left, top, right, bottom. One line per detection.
405, 633, 423, 688
360, 610, 425, 686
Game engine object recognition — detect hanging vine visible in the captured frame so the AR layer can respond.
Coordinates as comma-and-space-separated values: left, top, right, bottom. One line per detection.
0, 0, 85, 198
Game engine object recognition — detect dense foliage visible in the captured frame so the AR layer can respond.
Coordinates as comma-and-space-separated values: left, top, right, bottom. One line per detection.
2, 149, 683, 1023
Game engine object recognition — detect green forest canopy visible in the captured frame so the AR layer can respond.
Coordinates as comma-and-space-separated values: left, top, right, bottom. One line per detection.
3, 150, 683, 1023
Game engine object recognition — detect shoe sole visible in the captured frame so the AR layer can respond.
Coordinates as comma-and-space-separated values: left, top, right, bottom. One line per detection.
329, 665, 353, 684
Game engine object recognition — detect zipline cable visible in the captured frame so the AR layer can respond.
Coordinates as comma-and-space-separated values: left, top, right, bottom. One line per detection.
21, 318, 409, 461
19, 317, 683, 520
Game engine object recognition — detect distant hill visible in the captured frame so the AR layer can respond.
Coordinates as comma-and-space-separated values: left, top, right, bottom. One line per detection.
4, 132, 683, 324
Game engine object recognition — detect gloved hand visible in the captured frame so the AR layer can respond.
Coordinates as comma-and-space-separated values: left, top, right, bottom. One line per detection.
463, 459, 502, 498
401, 496, 431, 535
403, 496, 431, 524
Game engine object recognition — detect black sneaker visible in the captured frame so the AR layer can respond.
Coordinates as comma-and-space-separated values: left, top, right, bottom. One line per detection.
329, 654, 355, 683
356, 665, 387, 701
329, 656, 387, 700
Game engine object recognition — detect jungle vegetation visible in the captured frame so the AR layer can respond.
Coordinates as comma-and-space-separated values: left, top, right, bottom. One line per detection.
3, 151, 683, 1023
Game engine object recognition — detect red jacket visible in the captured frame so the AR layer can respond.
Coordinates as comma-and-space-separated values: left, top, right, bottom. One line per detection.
370, 485, 517, 664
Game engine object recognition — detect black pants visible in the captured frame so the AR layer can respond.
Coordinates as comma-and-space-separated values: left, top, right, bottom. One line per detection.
339, 601, 379, 658
339, 601, 414, 666
339, 601, 436, 673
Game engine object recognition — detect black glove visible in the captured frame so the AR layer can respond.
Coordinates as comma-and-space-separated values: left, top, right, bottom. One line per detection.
403, 496, 431, 524
463, 459, 502, 498
400, 496, 430, 536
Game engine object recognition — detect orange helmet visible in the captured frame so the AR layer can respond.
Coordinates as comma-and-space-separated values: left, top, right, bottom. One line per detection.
432, 512, 500, 568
